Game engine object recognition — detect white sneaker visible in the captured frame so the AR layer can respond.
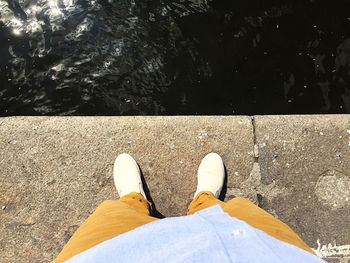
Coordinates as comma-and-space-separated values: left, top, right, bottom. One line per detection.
113, 153, 146, 199
194, 153, 225, 198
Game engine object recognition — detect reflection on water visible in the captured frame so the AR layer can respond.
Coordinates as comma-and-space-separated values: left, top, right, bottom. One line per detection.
0, 0, 350, 115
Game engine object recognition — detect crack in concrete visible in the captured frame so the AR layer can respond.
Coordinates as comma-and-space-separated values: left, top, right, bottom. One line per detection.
227, 161, 288, 209
251, 116, 258, 162
226, 116, 289, 209
251, 116, 257, 144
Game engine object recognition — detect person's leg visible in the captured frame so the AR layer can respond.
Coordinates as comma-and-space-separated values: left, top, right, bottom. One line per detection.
187, 191, 224, 214
53, 193, 157, 263
188, 191, 314, 254
188, 153, 226, 214
54, 153, 157, 262
189, 153, 314, 254
222, 196, 314, 254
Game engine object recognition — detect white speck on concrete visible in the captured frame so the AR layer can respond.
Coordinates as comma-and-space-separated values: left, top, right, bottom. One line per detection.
198, 129, 208, 140
254, 144, 259, 158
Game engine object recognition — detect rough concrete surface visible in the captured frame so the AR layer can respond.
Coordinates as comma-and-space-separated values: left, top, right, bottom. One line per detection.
0, 116, 349, 262
254, 115, 350, 263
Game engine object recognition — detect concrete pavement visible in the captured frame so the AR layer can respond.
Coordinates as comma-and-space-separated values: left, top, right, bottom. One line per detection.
0, 116, 349, 262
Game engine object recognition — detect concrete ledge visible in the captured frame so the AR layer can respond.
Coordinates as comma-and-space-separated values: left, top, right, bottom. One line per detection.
0, 116, 349, 262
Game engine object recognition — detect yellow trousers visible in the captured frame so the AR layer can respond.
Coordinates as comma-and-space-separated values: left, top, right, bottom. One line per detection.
53, 192, 314, 262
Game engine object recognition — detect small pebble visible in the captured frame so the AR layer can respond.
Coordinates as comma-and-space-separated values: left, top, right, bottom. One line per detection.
2, 206, 6, 210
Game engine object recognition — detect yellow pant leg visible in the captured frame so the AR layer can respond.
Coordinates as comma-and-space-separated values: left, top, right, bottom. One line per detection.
53, 192, 158, 263
187, 191, 225, 214
188, 192, 314, 254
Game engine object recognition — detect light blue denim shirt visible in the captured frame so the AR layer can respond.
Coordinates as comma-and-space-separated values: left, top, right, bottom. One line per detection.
67, 205, 326, 263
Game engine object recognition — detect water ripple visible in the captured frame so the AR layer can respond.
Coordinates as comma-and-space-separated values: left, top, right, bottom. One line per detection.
0, 0, 350, 115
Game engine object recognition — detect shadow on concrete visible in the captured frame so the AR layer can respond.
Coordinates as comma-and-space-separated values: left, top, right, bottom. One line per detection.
218, 165, 228, 201
140, 164, 228, 218
139, 168, 166, 219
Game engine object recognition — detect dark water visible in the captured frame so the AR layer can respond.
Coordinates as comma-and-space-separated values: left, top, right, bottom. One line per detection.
1, 0, 350, 116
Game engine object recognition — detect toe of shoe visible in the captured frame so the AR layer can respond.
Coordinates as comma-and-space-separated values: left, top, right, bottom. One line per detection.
200, 153, 224, 172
